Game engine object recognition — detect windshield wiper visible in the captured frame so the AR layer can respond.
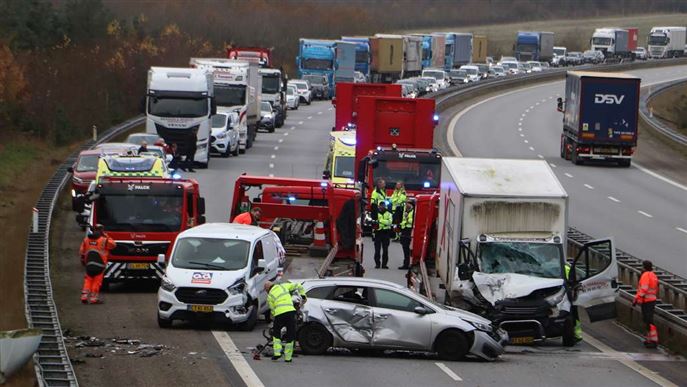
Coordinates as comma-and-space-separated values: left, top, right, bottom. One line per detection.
187, 261, 226, 270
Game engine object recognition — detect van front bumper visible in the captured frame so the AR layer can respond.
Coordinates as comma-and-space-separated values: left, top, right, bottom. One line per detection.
157, 287, 254, 323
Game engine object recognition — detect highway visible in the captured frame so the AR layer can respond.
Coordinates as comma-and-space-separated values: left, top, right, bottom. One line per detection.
450, 65, 687, 278
53, 91, 687, 386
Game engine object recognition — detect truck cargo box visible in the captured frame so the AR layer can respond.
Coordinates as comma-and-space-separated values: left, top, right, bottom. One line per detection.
453, 33, 473, 65
404, 35, 423, 74
472, 35, 488, 63
626, 27, 639, 51
431, 34, 446, 68
539, 32, 554, 61
370, 35, 405, 74
333, 82, 402, 131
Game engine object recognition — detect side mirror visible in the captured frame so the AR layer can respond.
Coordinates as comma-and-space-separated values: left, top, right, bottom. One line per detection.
413, 306, 429, 315
139, 97, 146, 114
457, 263, 471, 281
67, 166, 74, 173
257, 258, 266, 269
198, 215, 206, 225
157, 254, 166, 267
322, 170, 331, 180
198, 197, 206, 215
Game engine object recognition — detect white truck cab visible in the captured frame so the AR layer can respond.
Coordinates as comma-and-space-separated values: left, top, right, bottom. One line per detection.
459, 65, 480, 81
157, 223, 285, 330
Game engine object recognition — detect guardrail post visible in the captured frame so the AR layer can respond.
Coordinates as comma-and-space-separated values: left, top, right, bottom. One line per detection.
649, 106, 653, 118
92, 125, 98, 141
32, 208, 38, 233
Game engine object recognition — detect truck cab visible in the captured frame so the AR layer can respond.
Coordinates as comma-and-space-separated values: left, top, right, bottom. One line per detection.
226, 46, 272, 68
157, 223, 282, 330
515, 31, 540, 61
259, 68, 287, 128
341, 37, 371, 79
145, 67, 215, 169
297, 39, 336, 99
647, 26, 687, 59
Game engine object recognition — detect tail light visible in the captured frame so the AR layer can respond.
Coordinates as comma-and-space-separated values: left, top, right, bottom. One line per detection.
577, 146, 591, 154
622, 147, 635, 156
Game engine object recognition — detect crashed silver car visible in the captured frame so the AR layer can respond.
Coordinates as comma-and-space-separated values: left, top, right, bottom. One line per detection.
297, 278, 508, 361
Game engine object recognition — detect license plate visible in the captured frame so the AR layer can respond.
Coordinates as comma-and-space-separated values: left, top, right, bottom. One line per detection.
189, 305, 213, 313
510, 336, 535, 345
593, 147, 617, 155
127, 263, 149, 270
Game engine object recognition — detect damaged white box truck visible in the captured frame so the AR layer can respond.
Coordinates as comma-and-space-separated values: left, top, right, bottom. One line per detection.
437, 158, 619, 346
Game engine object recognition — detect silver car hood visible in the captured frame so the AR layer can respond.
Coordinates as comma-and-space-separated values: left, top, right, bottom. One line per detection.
436, 302, 492, 326
472, 272, 564, 306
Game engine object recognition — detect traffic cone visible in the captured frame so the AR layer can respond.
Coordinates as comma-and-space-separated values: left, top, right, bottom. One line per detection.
308, 221, 330, 257
645, 324, 658, 348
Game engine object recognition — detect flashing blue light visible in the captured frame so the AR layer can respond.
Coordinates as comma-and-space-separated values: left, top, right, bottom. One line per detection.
340, 137, 356, 146
288, 196, 296, 202
433, 114, 439, 122
423, 181, 431, 188
376, 146, 382, 151
320, 181, 328, 187
172, 173, 182, 179
384, 200, 391, 207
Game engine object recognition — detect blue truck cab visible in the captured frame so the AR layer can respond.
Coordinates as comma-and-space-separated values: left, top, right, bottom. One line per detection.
297, 39, 336, 98
440, 33, 456, 70
560, 71, 640, 167
515, 31, 540, 61
416, 35, 433, 69
341, 37, 370, 78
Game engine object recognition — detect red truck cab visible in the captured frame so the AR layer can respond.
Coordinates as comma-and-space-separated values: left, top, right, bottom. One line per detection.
227, 46, 272, 68
332, 82, 402, 131
88, 177, 205, 285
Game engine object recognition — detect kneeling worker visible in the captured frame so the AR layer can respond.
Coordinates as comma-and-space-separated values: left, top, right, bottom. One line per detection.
264, 280, 307, 362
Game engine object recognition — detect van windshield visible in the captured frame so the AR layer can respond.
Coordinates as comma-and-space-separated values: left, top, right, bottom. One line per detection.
478, 242, 563, 279
172, 238, 251, 271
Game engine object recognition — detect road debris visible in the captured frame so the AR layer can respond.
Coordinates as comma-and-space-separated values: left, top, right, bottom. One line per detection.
64, 335, 168, 358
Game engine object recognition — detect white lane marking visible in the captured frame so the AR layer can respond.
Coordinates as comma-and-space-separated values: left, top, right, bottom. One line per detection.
564, 172, 573, 178
535, 102, 540, 106
525, 108, 530, 113
289, 126, 295, 130
447, 83, 553, 156
584, 184, 594, 190
435, 362, 463, 382
524, 140, 529, 143
676, 227, 687, 234
608, 196, 621, 203
269, 163, 274, 168
633, 162, 687, 193
638, 210, 653, 218
529, 146, 535, 151
212, 331, 265, 387
274, 146, 279, 151
298, 121, 303, 125
541, 98, 547, 102
519, 133, 525, 137
537, 154, 544, 159
519, 117, 523, 121
278, 139, 283, 143
270, 154, 276, 159
518, 128, 523, 132
521, 113, 526, 117
530, 105, 535, 108
284, 132, 289, 136
550, 163, 557, 168
583, 332, 678, 387
518, 122, 522, 126
307, 116, 312, 119
328, 107, 333, 111
317, 111, 323, 115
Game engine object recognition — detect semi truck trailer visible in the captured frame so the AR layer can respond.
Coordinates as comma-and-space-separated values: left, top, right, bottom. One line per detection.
647, 26, 686, 58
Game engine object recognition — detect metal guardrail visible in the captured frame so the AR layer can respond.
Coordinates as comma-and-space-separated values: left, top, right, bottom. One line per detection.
639, 78, 687, 146
24, 116, 144, 386
431, 58, 687, 322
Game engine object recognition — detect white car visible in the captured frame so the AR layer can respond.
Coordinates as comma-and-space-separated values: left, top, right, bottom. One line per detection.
210, 112, 240, 157
421, 68, 449, 89
499, 61, 520, 74
157, 223, 285, 330
633, 47, 647, 60
526, 61, 543, 72
489, 65, 506, 77
289, 80, 312, 105
459, 65, 480, 82
286, 85, 300, 110
419, 76, 440, 92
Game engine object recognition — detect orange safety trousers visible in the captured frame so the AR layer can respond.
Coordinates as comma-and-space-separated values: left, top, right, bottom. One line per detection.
81, 273, 104, 303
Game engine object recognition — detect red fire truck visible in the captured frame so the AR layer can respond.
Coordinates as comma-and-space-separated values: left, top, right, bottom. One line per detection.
227, 46, 272, 68
332, 82, 402, 131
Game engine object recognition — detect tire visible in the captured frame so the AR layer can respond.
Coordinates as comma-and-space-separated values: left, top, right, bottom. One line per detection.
298, 323, 332, 355
618, 158, 631, 168
562, 317, 576, 347
198, 158, 209, 169
157, 314, 173, 328
232, 146, 240, 157
239, 148, 246, 154
222, 147, 231, 158
434, 330, 470, 361
235, 302, 258, 331
560, 136, 566, 159
268, 126, 275, 133
571, 146, 582, 165
306, 99, 311, 106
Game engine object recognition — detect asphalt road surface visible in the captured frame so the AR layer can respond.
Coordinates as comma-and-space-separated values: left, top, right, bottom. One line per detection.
450, 65, 687, 278
52, 92, 686, 386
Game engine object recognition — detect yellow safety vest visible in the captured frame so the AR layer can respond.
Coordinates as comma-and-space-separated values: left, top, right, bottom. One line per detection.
267, 282, 305, 317
390, 189, 407, 211
401, 209, 414, 229
370, 188, 387, 206
377, 210, 392, 230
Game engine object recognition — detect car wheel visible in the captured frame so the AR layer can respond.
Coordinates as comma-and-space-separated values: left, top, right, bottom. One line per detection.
236, 302, 258, 331
157, 314, 173, 329
232, 146, 240, 157
298, 323, 332, 355
435, 330, 470, 361
268, 126, 275, 133
306, 99, 311, 105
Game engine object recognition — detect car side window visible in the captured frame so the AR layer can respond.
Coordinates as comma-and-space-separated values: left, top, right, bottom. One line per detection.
372, 288, 422, 313
306, 285, 335, 299
329, 286, 369, 306
251, 240, 264, 276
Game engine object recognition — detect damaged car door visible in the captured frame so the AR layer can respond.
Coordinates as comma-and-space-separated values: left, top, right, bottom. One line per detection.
370, 288, 432, 350
569, 238, 619, 322
320, 286, 374, 345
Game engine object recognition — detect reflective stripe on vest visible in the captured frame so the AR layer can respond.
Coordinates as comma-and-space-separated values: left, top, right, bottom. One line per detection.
269, 284, 296, 316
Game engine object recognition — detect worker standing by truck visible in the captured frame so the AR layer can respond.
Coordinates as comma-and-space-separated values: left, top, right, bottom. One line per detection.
390, 181, 407, 240
633, 260, 659, 348
373, 201, 392, 269
233, 207, 262, 226
398, 200, 414, 270
370, 178, 387, 219
79, 225, 116, 304
264, 280, 307, 362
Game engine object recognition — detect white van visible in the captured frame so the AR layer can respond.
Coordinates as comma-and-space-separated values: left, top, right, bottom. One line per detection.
459, 65, 480, 82
157, 223, 285, 330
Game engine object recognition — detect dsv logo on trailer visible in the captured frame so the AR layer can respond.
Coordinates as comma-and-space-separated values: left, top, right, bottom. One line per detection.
594, 94, 625, 104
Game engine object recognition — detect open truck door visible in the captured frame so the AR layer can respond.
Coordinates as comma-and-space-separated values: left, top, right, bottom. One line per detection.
570, 238, 619, 322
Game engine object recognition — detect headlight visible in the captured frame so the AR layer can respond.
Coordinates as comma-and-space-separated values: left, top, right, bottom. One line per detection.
73, 176, 83, 184
469, 320, 492, 332
227, 278, 246, 295
215, 131, 227, 139
161, 277, 176, 292
546, 288, 567, 306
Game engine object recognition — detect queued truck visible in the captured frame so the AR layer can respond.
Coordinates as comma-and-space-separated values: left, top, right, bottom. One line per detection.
472, 35, 488, 63
647, 26, 686, 58
558, 71, 640, 167
259, 68, 287, 128
297, 39, 357, 98
433, 157, 618, 346
453, 33, 473, 66
341, 36, 371, 78
514, 31, 554, 62
369, 34, 423, 83
189, 58, 261, 151
590, 27, 638, 59
145, 67, 215, 168
227, 46, 272, 68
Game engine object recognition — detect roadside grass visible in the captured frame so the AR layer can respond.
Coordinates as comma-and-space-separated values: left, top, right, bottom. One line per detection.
401, 13, 687, 59
649, 83, 687, 137
0, 141, 40, 188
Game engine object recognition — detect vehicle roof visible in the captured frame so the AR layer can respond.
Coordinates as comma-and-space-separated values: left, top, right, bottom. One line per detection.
569, 71, 639, 80
149, 67, 210, 92
422, 68, 444, 72
443, 157, 568, 198
79, 149, 103, 156
301, 277, 407, 290
179, 223, 270, 240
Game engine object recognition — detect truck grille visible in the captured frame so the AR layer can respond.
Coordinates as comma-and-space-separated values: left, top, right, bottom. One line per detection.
111, 242, 169, 258
175, 287, 228, 305
154, 123, 199, 154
